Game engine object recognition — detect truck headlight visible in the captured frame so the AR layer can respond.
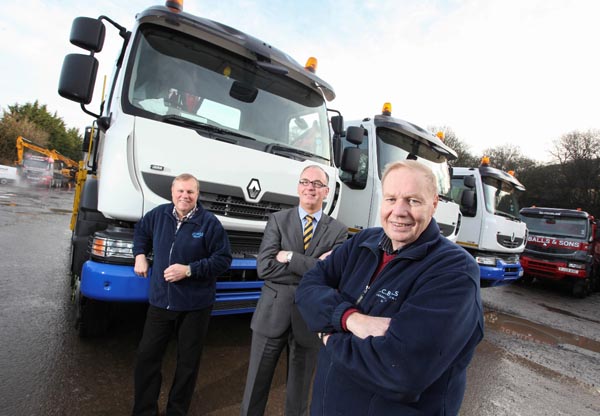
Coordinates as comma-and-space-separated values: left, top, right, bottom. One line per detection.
567, 263, 585, 270
91, 236, 134, 259
475, 256, 497, 266
88, 227, 136, 264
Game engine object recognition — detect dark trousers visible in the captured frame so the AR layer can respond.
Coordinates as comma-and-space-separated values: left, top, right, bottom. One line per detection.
132, 304, 212, 416
240, 329, 319, 416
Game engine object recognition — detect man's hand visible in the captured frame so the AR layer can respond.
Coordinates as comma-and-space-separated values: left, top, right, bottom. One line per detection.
134, 254, 149, 277
163, 264, 189, 282
346, 312, 391, 339
319, 250, 332, 260
276, 250, 290, 263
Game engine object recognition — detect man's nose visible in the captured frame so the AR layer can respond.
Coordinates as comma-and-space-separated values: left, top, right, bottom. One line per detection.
391, 201, 409, 215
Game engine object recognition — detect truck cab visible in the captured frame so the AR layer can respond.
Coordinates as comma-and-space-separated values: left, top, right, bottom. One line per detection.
334, 103, 461, 241
58, 1, 343, 335
21, 154, 55, 187
519, 207, 600, 297
451, 158, 527, 286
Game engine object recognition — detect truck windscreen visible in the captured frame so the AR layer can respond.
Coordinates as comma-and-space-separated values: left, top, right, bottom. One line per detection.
123, 24, 331, 161
375, 127, 452, 197
521, 215, 588, 239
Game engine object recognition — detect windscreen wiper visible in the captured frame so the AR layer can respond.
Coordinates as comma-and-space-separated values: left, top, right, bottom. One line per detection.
495, 211, 519, 220
266, 143, 328, 161
161, 115, 255, 142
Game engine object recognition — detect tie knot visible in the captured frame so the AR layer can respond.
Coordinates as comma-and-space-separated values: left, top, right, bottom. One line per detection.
305, 215, 313, 223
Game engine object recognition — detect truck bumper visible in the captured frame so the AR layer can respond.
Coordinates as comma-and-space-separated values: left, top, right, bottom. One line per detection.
81, 261, 149, 301
520, 257, 587, 281
479, 260, 524, 286
80, 258, 263, 314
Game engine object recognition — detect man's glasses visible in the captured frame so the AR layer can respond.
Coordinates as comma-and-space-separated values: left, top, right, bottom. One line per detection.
299, 179, 327, 189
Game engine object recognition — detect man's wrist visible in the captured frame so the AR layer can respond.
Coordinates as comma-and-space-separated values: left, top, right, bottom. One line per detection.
286, 251, 293, 263
185, 265, 192, 277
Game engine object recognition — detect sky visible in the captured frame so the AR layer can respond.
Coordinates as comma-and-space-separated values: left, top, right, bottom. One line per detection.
1, 0, 598, 163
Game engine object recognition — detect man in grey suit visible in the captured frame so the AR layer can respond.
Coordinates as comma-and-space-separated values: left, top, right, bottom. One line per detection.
240, 165, 348, 416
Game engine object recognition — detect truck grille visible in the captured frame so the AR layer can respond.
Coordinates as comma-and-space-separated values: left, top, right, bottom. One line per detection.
527, 246, 574, 255
200, 191, 295, 221
227, 230, 263, 258
141, 171, 298, 222
497, 234, 524, 249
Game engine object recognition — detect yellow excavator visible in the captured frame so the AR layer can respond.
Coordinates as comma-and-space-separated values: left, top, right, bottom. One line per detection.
15, 136, 79, 187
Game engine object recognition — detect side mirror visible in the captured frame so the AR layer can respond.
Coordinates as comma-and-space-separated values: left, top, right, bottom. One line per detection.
70, 17, 106, 52
330, 115, 344, 135
346, 126, 364, 146
463, 175, 476, 189
340, 148, 360, 174
332, 136, 343, 167
460, 189, 476, 216
58, 54, 99, 104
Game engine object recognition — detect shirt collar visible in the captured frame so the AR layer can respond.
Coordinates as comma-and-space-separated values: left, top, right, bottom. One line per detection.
378, 234, 401, 255
172, 205, 197, 222
298, 206, 323, 223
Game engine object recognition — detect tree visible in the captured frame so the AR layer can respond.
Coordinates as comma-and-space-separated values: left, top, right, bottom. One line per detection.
0, 101, 82, 164
481, 144, 537, 177
428, 125, 479, 168
549, 129, 600, 213
0, 112, 50, 165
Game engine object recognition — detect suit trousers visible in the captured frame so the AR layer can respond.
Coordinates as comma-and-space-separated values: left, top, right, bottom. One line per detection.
240, 328, 319, 416
132, 304, 212, 416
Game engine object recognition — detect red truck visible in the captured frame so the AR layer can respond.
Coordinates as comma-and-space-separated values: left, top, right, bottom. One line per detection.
519, 207, 600, 297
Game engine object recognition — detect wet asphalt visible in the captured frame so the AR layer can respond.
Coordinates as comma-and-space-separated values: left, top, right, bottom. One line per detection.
0, 183, 598, 416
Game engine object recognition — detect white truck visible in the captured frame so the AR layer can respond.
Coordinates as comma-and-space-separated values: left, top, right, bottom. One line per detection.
333, 103, 462, 241
450, 158, 527, 286
58, 1, 346, 336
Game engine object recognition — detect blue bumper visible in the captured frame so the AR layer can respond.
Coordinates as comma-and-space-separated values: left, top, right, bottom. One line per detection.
80, 258, 262, 314
80, 261, 149, 301
479, 260, 524, 286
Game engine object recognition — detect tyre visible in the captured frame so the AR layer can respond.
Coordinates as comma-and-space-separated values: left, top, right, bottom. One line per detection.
0, 178, 7, 185
520, 275, 534, 285
72, 278, 109, 337
571, 278, 591, 298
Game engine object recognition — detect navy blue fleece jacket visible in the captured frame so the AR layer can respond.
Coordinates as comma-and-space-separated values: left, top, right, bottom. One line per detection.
295, 219, 483, 416
133, 202, 232, 311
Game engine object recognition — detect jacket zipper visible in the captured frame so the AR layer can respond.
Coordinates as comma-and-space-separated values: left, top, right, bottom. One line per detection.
355, 284, 370, 305
355, 253, 399, 306
166, 220, 183, 310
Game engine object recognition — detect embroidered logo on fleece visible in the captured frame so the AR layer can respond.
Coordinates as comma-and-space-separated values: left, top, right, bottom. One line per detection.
376, 288, 399, 303
192, 232, 204, 238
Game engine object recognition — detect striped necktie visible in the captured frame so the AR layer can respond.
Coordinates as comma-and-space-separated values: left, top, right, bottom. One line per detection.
303, 215, 314, 251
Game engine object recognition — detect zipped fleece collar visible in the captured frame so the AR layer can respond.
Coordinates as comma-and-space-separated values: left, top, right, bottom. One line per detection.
360, 218, 442, 261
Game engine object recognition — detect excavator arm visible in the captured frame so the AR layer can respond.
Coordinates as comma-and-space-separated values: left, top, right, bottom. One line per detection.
16, 136, 79, 178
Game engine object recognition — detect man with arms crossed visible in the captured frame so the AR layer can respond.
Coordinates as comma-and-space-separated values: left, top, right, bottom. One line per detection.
240, 165, 347, 416
296, 160, 483, 416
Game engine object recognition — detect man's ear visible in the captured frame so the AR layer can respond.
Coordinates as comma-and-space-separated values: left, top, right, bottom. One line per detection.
432, 194, 439, 210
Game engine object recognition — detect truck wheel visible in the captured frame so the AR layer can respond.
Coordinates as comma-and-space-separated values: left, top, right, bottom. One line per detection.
72, 278, 109, 337
571, 278, 591, 298
520, 275, 534, 285
0, 178, 7, 185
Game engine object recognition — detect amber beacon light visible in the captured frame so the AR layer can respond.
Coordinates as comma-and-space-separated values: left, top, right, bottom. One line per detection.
166, 0, 183, 12
305, 57, 318, 73
382, 102, 392, 116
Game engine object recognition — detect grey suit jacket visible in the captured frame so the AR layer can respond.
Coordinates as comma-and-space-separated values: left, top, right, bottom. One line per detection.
251, 207, 347, 347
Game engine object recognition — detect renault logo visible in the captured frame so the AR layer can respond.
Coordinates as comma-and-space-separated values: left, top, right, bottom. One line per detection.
247, 178, 261, 200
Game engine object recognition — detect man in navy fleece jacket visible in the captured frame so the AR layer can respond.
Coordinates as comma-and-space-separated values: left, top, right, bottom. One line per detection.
296, 160, 483, 416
